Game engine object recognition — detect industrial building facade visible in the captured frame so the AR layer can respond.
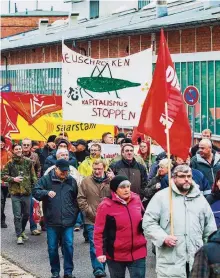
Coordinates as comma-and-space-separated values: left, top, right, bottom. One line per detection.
1, 0, 220, 138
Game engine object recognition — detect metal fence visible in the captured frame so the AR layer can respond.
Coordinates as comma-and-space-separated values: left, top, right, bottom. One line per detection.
1, 60, 220, 136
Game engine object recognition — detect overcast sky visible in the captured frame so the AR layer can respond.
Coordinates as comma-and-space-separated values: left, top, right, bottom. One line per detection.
1, 0, 71, 14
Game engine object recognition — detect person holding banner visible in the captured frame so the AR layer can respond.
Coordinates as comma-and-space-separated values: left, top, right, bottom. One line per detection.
142, 165, 216, 278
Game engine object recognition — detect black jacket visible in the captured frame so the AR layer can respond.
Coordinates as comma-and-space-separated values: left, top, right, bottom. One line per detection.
36, 145, 54, 177
33, 170, 78, 227
109, 158, 148, 198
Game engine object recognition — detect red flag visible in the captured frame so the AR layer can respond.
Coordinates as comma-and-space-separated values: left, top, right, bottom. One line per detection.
1, 99, 20, 149
132, 127, 145, 145
138, 29, 191, 159
1, 92, 62, 125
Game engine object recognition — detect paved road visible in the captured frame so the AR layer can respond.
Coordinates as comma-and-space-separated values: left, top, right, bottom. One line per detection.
1, 199, 156, 278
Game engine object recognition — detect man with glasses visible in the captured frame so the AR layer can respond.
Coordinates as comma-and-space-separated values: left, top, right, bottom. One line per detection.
78, 143, 108, 177
33, 159, 78, 278
22, 138, 42, 236
78, 159, 111, 278
143, 164, 216, 278
109, 143, 148, 199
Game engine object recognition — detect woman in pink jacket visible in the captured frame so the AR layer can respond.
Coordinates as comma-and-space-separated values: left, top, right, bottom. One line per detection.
94, 175, 147, 278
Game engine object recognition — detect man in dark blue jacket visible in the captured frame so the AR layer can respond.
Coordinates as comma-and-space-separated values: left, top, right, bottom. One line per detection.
43, 138, 78, 174
33, 159, 78, 278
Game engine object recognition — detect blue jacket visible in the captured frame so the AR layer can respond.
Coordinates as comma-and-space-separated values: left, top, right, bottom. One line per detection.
206, 193, 220, 228
33, 169, 79, 227
43, 150, 78, 174
161, 168, 211, 197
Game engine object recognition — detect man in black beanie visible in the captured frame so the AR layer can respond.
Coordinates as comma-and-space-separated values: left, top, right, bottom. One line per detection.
36, 135, 57, 177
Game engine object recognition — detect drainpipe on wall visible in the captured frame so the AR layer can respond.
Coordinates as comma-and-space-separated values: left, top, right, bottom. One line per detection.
3, 55, 8, 84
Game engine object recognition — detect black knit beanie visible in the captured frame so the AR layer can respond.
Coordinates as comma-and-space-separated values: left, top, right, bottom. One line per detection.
110, 175, 130, 192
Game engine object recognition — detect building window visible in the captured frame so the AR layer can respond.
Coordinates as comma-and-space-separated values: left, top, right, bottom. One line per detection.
90, 0, 99, 19
138, 0, 150, 10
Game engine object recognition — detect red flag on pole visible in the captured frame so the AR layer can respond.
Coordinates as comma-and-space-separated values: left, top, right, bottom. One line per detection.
138, 29, 191, 160
1, 92, 62, 125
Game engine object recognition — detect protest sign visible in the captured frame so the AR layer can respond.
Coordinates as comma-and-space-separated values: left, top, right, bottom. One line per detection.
62, 44, 152, 126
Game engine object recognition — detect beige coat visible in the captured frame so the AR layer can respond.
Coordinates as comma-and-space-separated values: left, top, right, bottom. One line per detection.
77, 175, 110, 224
142, 180, 217, 278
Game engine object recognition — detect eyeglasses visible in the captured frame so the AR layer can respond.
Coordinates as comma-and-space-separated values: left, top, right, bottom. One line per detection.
176, 174, 192, 179
22, 144, 30, 147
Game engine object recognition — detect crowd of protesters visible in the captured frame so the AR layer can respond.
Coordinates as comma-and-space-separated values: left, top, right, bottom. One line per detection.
1, 128, 220, 278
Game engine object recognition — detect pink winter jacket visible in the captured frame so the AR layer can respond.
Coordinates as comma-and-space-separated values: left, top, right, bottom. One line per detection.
94, 191, 147, 262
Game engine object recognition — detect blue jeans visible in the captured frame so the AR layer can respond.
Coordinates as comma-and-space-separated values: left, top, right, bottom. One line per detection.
75, 211, 83, 227
85, 224, 105, 274
30, 196, 37, 231
107, 258, 146, 278
47, 226, 74, 275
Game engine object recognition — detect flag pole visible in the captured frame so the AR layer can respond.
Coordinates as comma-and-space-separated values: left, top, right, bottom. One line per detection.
165, 102, 174, 236
148, 137, 152, 168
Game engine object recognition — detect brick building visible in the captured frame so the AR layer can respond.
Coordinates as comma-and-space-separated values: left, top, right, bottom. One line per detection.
1, 10, 69, 38
1, 0, 220, 139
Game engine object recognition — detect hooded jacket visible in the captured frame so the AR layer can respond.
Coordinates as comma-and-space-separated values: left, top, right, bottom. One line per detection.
191, 229, 220, 278
94, 191, 147, 262
191, 153, 220, 187
142, 180, 217, 278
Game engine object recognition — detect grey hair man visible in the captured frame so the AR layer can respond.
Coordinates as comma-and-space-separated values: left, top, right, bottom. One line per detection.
44, 149, 82, 186
143, 164, 216, 278
191, 139, 220, 188
191, 129, 220, 157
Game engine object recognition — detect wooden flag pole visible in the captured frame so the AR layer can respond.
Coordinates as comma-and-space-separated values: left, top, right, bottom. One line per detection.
165, 102, 174, 236
149, 137, 152, 168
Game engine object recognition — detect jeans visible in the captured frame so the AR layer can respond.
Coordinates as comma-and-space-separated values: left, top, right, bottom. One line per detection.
30, 196, 37, 231
11, 195, 31, 237
47, 226, 74, 275
107, 258, 146, 278
1, 185, 8, 223
85, 224, 105, 274
75, 211, 83, 227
